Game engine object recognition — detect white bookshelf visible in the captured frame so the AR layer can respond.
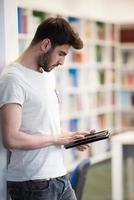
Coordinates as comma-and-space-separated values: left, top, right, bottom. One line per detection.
16, 5, 134, 168
115, 25, 134, 133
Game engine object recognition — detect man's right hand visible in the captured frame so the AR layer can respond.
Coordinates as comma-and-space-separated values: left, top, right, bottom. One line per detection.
53, 130, 90, 145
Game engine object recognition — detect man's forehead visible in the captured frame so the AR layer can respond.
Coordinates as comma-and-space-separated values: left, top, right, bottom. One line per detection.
58, 44, 70, 51
56, 44, 69, 48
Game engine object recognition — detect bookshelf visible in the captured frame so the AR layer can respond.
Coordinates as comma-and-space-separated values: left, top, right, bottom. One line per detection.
16, 6, 134, 167
116, 25, 134, 132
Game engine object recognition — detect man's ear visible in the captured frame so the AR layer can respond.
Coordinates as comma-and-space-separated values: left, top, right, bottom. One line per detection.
40, 38, 51, 52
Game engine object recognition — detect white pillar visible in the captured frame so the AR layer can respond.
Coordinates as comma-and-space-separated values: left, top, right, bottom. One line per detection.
0, 0, 18, 199
112, 141, 123, 200
0, 0, 18, 71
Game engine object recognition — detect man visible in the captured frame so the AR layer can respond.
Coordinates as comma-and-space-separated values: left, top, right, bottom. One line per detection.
0, 17, 94, 200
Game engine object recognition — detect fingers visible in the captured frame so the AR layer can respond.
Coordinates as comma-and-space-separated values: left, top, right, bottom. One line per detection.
72, 129, 96, 142
76, 130, 96, 137
76, 146, 85, 151
73, 131, 88, 140
60, 129, 96, 145
90, 129, 96, 134
76, 144, 91, 151
74, 131, 90, 138
75, 131, 90, 135
73, 134, 84, 140
75, 129, 96, 151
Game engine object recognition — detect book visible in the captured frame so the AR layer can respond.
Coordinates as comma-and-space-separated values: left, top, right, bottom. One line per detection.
96, 21, 105, 40
69, 118, 79, 132
68, 68, 78, 87
120, 27, 134, 43
132, 94, 134, 108
17, 8, 28, 33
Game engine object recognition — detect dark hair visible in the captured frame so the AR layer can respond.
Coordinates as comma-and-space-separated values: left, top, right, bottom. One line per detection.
30, 17, 83, 49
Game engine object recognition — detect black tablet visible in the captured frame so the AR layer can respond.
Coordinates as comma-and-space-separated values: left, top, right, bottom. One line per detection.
64, 130, 110, 149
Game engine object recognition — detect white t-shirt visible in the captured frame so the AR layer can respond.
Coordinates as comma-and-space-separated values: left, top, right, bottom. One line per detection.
0, 63, 66, 181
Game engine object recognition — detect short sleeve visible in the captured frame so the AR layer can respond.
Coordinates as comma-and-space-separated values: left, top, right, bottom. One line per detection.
0, 75, 25, 108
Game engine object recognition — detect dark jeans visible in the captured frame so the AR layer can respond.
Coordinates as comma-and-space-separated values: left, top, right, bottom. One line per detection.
7, 175, 77, 200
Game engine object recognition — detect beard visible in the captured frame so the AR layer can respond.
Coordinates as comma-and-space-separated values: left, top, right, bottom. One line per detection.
37, 48, 58, 72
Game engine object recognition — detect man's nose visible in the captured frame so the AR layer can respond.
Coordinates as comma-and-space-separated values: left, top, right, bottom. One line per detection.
59, 57, 65, 65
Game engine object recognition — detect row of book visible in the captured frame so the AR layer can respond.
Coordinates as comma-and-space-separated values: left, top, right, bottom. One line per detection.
18, 7, 118, 65
17, 8, 117, 42
61, 68, 116, 87
96, 91, 115, 107
118, 91, 134, 108
121, 112, 134, 128
18, 8, 47, 34
95, 46, 116, 63
68, 17, 116, 41
122, 73, 134, 87
61, 114, 113, 131
67, 46, 116, 64
19, 41, 117, 63
88, 91, 115, 109
119, 26, 134, 132
121, 49, 134, 65
59, 92, 116, 116
59, 91, 134, 120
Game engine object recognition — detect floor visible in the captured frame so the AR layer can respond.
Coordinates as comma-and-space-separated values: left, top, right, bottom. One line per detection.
83, 159, 130, 200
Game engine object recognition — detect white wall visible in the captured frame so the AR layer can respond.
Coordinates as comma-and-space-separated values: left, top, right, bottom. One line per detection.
70, 0, 134, 23
0, 0, 18, 199
17, 0, 134, 23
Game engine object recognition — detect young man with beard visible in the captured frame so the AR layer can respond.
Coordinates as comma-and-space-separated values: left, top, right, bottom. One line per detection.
0, 17, 95, 200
